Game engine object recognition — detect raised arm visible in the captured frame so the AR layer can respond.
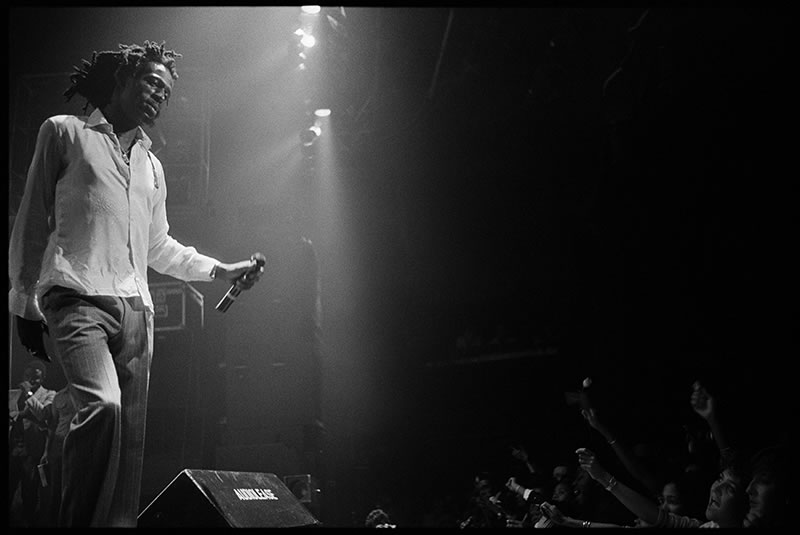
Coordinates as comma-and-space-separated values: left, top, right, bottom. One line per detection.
510, 444, 539, 475
581, 406, 661, 495
690, 381, 736, 466
575, 447, 662, 526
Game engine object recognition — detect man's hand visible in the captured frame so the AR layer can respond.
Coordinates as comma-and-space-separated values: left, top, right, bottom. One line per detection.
216, 254, 266, 290
17, 380, 35, 410
16, 316, 50, 362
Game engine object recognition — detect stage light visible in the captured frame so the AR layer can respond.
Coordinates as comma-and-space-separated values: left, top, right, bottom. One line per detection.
326, 15, 340, 32
300, 125, 321, 146
314, 109, 331, 118
325, 7, 347, 32
300, 34, 316, 48
300, 129, 315, 145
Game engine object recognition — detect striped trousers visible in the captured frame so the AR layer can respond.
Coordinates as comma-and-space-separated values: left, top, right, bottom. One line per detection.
42, 286, 153, 527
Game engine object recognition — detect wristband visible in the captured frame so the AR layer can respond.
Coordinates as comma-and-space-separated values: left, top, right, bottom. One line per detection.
605, 476, 618, 491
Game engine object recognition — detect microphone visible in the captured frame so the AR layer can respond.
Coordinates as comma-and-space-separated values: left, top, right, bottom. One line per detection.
215, 253, 266, 313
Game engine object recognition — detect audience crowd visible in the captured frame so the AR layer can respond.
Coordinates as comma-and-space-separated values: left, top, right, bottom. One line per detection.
419, 374, 788, 529
363, 367, 789, 529
12, 356, 789, 529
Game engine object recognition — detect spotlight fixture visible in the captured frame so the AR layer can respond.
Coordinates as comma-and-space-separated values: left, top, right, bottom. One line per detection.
326, 7, 347, 32
300, 34, 316, 48
300, 125, 321, 146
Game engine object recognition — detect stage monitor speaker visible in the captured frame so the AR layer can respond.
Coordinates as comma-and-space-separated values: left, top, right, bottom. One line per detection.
137, 469, 321, 528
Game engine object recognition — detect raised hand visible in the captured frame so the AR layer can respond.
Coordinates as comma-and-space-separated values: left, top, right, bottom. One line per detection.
576, 447, 612, 483
506, 476, 523, 495
505, 517, 525, 528
510, 445, 528, 463
581, 406, 608, 432
539, 502, 567, 526
690, 381, 715, 421
581, 406, 620, 446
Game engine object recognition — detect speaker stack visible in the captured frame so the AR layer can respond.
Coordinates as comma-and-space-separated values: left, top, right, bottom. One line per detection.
138, 469, 321, 528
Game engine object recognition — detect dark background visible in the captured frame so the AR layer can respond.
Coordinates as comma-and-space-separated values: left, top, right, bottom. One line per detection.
8, 6, 794, 527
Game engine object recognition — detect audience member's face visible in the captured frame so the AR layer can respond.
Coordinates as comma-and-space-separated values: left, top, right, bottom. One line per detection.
552, 465, 568, 481
572, 469, 592, 505
475, 479, 491, 500
705, 468, 745, 526
23, 367, 44, 390
658, 482, 685, 515
552, 482, 571, 503
743, 472, 783, 528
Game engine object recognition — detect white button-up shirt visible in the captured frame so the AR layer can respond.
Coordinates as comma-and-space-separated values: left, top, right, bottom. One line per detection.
8, 108, 217, 320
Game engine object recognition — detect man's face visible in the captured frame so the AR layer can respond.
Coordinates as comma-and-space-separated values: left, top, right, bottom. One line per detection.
119, 61, 174, 128
705, 468, 745, 524
552, 466, 568, 481
658, 482, 685, 515
572, 469, 591, 505
475, 479, 491, 500
552, 482, 571, 503
24, 367, 44, 390
743, 473, 782, 527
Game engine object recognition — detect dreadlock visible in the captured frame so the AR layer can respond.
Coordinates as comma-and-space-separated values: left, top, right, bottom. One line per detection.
63, 41, 181, 113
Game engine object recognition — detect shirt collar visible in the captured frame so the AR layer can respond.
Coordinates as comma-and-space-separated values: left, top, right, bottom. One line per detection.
86, 108, 152, 151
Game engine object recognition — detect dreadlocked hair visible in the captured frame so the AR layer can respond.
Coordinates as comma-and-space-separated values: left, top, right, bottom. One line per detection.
63, 41, 181, 113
